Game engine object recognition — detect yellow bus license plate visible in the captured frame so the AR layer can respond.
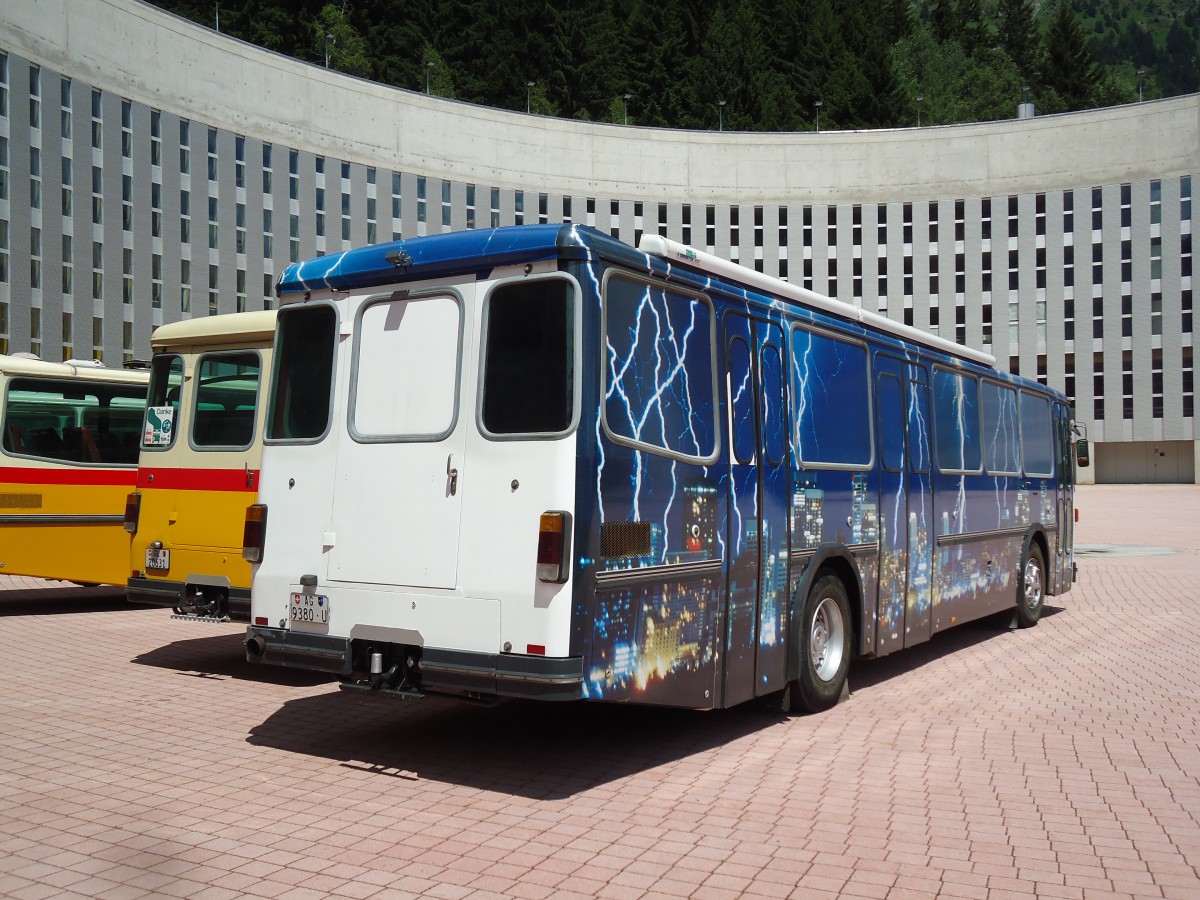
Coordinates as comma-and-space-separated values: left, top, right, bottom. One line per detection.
146, 549, 170, 571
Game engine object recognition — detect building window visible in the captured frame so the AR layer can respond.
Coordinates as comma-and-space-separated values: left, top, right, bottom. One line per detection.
120, 98, 132, 157
180, 258, 191, 312
179, 119, 190, 173
207, 127, 218, 181
90, 88, 102, 149
28, 64, 40, 129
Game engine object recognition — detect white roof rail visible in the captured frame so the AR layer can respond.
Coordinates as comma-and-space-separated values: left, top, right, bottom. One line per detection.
638, 234, 997, 368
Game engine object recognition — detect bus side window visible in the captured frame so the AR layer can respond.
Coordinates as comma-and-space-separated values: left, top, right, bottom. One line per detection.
932, 369, 982, 473
1020, 392, 1054, 477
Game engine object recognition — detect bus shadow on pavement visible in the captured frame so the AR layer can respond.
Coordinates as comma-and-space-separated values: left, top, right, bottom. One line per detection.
131, 630, 337, 687
247, 691, 788, 799
243, 605, 1065, 799
0, 585, 129, 616
848, 604, 1066, 694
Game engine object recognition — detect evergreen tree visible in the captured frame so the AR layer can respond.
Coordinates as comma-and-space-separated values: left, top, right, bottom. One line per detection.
957, 0, 989, 57
1043, 0, 1103, 111
997, 0, 1042, 82
797, 0, 843, 129
623, 0, 703, 128
929, 0, 959, 45
833, 0, 904, 128
882, 0, 916, 45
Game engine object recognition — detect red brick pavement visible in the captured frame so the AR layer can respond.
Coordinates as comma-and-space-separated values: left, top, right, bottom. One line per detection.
0, 484, 1197, 899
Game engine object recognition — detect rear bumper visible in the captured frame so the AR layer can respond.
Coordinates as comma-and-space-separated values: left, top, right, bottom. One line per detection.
127, 577, 250, 620
244, 626, 584, 701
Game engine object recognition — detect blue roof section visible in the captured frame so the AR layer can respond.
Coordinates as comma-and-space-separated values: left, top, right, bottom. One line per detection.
276, 223, 617, 295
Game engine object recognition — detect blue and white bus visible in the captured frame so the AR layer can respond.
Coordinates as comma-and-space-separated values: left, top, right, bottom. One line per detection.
244, 224, 1077, 713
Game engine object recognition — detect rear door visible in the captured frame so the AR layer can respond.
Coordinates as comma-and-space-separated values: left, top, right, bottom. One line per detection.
722, 313, 789, 706
327, 289, 468, 589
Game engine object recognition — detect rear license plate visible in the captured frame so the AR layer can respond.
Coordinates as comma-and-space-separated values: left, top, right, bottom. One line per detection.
290, 592, 329, 624
146, 548, 170, 571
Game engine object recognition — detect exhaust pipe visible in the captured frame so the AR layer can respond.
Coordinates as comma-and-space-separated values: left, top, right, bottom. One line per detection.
245, 634, 266, 658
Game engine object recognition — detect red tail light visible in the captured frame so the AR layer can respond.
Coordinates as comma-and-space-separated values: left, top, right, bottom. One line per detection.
123, 491, 141, 534
243, 504, 267, 563
536, 511, 571, 584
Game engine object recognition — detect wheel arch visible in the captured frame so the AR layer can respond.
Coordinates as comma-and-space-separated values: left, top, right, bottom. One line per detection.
1021, 524, 1050, 580
787, 546, 864, 684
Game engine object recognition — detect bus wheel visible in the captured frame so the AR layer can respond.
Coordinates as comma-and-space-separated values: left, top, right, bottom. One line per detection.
787, 574, 852, 714
1016, 543, 1045, 628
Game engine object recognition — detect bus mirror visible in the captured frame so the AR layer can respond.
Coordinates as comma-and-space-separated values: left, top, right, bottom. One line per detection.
1075, 439, 1090, 468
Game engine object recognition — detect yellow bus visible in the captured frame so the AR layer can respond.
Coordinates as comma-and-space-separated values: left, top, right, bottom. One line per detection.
125, 311, 276, 621
0, 354, 149, 586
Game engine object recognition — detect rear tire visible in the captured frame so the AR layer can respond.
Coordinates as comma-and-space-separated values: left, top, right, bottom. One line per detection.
787, 573, 852, 714
1016, 543, 1045, 629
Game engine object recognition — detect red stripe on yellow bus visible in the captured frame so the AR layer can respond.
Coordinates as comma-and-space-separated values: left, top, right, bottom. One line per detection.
136, 467, 260, 492
0, 466, 136, 487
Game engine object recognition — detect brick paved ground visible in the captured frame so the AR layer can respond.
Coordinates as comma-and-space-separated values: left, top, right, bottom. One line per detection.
0, 484, 1198, 900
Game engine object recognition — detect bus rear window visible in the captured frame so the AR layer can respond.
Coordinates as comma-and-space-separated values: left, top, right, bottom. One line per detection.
268, 305, 335, 441
142, 354, 183, 449
481, 279, 574, 436
192, 352, 261, 449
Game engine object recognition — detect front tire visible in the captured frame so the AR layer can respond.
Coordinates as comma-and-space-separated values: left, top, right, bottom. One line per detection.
787, 573, 852, 714
1016, 543, 1045, 628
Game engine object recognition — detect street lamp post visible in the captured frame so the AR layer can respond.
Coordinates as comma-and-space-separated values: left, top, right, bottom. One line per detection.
324, 32, 334, 69
916, 95, 924, 127
425, 60, 434, 94
214, 1, 219, 31
1136, 67, 1145, 101
814, 99, 823, 132
527, 81, 536, 114
718, 99, 726, 132
623, 93, 631, 125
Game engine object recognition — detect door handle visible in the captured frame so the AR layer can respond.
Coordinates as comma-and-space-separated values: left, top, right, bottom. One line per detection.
447, 454, 458, 497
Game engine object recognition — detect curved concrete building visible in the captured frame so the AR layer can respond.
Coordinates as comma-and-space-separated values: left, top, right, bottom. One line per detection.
1, 0, 1197, 482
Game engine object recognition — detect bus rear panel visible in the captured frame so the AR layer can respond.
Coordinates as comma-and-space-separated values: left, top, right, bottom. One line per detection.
126, 311, 276, 621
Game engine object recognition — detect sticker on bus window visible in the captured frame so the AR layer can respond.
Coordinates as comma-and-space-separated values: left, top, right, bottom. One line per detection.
143, 406, 176, 446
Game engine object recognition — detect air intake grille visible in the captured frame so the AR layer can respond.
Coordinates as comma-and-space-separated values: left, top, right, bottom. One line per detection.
600, 521, 651, 559
0, 493, 43, 509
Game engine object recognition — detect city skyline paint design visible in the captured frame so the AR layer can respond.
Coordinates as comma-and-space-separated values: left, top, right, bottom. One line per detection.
568, 245, 1064, 708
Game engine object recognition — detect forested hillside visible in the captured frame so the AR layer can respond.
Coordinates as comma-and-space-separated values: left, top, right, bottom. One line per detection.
148, 0, 1199, 130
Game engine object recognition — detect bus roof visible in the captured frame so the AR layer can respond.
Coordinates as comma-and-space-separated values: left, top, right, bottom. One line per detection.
151, 310, 278, 349
275, 224, 578, 295
277, 224, 998, 369
0, 353, 150, 385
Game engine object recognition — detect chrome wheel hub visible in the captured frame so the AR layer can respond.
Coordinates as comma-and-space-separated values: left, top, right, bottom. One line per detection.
810, 596, 845, 683
1023, 558, 1043, 610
